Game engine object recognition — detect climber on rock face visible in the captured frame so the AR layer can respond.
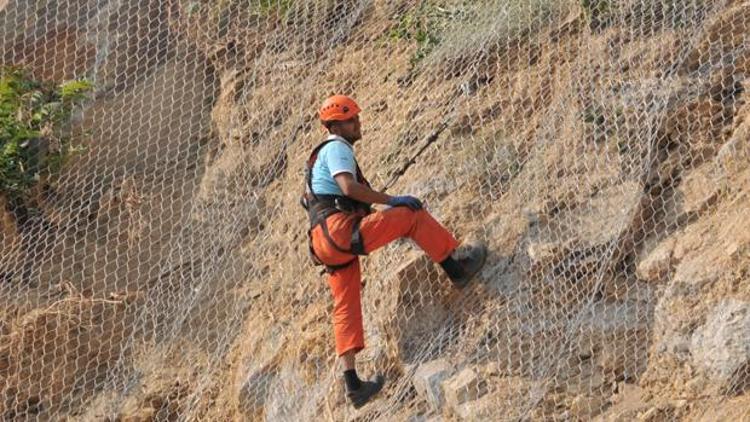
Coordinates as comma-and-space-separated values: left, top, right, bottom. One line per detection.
301, 94, 487, 409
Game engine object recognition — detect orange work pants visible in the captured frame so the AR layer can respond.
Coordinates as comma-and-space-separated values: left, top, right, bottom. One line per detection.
310, 206, 460, 357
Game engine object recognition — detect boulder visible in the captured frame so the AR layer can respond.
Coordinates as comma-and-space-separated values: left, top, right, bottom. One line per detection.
376, 254, 451, 363
690, 299, 750, 393
636, 237, 676, 282
675, 163, 722, 216
716, 108, 750, 174
413, 359, 453, 411
442, 367, 488, 412
264, 365, 321, 420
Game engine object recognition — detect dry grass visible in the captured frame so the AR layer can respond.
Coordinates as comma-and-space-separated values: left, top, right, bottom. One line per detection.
0, 294, 140, 419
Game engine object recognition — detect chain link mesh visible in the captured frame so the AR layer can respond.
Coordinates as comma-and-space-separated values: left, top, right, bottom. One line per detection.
1, 0, 750, 420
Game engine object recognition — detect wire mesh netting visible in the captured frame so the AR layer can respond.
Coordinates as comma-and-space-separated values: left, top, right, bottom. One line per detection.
1, 0, 750, 420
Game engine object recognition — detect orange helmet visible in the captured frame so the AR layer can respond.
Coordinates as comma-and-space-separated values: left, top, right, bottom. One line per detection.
319, 95, 361, 122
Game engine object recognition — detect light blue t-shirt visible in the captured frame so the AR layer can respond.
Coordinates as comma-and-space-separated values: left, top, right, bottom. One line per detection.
311, 136, 357, 196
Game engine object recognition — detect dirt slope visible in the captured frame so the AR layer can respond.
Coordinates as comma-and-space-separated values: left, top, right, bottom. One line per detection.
1, 1, 749, 421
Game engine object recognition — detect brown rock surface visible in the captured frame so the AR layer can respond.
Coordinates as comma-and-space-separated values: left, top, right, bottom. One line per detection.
1, 1, 749, 421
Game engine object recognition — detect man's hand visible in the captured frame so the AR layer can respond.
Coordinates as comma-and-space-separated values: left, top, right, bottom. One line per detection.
386, 195, 423, 210
335, 173, 423, 210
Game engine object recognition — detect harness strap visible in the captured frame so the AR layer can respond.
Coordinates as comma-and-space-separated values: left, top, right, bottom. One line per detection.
320, 217, 355, 255
306, 228, 356, 274
322, 257, 357, 274
303, 138, 373, 275
350, 219, 367, 256
310, 215, 368, 274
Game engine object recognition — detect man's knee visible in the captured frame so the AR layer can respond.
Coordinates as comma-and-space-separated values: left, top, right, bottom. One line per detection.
387, 205, 426, 221
402, 207, 433, 225
382, 206, 422, 233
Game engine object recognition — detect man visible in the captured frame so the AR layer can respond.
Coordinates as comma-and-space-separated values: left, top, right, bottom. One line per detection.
301, 95, 487, 408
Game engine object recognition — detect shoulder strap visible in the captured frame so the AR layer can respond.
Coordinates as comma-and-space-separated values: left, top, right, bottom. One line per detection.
306, 139, 337, 170
304, 139, 338, 198
302, 139, 372, 213
354, 160, 370, 188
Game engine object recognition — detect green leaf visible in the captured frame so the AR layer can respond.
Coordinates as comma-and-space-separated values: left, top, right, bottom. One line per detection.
0, 65, 94, 201
59, 79, 93, 102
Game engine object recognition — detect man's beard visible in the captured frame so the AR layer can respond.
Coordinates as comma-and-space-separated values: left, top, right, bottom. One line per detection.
346, 134, 361, 144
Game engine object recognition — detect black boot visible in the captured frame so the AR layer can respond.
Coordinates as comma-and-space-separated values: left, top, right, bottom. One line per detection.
346, 374, 385, 409
444, 241, 487, 288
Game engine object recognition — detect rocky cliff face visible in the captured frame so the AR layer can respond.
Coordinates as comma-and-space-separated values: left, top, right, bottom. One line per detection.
1, 1, 749, 420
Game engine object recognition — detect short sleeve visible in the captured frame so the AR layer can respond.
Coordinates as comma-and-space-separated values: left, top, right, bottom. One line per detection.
324, 141, 357, 177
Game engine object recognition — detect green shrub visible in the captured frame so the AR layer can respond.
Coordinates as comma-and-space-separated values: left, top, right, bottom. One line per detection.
384, 2, 461, 67
0, 66, 92, 204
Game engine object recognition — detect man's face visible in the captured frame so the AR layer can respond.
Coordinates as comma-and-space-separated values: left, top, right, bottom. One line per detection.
335, 114, 362, 143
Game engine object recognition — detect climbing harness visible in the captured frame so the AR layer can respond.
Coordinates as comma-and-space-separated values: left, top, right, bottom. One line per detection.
301, 139, 372, 274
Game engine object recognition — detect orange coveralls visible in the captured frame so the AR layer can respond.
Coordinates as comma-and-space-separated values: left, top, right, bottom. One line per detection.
311, 206, 459, 356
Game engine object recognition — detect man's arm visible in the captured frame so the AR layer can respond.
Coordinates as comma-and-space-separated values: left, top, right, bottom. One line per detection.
325, 142, 421, 209
334, 173, 392, 205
